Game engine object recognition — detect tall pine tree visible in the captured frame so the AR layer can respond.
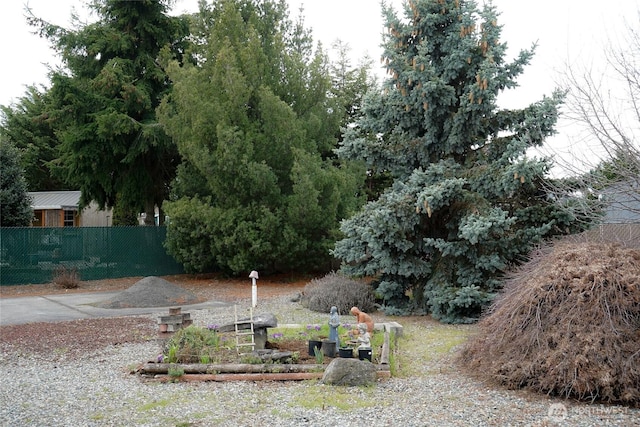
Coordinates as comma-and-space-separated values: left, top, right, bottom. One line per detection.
28, 0, 190, 224
0, 86, 66, 191
0, 140, 33, 227
333, 0, 584, 323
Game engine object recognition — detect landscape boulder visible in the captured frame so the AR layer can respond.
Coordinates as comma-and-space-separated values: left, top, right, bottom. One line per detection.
321, 358, 376, 386
217, 313, 278, 332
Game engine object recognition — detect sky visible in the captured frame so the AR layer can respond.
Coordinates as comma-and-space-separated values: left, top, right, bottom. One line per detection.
2, 0, 639, 172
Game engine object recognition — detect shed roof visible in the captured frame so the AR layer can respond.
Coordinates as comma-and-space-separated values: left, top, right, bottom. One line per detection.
29, 191, 81, 210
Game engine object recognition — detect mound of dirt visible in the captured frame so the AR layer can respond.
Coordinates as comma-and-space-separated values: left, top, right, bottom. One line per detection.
95, 276, 204, 309
458, 242, 640, 406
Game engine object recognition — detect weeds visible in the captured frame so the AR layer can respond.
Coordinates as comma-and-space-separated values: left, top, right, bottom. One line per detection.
168, 364, 184, 378
52, 265, 80, 289
166, 344, 179, 364
313, 347, 324, 364
290, 386, 377, 410
240, 354, 263, 364
163, 326, 221, 364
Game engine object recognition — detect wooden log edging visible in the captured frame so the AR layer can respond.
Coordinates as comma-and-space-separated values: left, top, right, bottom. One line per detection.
138, 362, 391, 382
139, 363, 326, 375
153, 372, 325, 382
139, 320, 401, 382
148, 371, 391, 383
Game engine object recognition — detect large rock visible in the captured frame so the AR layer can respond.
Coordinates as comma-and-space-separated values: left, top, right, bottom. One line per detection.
321, 358, 377, 386
217, 313, 278, 332
217, 313, 278, 350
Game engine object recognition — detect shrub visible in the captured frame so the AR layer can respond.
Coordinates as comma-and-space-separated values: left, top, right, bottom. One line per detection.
164, 325, 220, 364
301, 272, 375, 315
458, 242, 640, 406
52, 265, 80, 289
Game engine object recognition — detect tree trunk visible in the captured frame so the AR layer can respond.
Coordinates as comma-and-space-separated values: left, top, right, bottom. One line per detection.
143, 200, 155, 226
157, 204, 164, 226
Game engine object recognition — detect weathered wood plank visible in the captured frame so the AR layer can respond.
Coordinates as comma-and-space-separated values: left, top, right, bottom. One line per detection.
139, 363, 326, 374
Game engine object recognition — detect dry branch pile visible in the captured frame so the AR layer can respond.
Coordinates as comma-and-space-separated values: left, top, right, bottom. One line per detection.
459, 242, 640, 406
300, 271, 376, 314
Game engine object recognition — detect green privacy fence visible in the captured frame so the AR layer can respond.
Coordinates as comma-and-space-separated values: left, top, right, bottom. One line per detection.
0, 226, 184, 286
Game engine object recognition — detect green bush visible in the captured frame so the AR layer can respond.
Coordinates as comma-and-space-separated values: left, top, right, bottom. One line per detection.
163, 325, 220, 364
301, 272, 375, 315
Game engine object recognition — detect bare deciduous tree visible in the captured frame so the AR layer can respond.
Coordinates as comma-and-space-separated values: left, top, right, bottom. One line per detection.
554, 14, 640, 224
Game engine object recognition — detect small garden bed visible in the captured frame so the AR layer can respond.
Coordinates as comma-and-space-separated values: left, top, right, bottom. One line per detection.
137, 323, 396, 382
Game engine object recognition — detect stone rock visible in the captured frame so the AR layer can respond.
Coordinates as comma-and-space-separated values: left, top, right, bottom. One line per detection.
253, 350, 295, 363
217, 313, 278, 332
254, 328, 267, 350
216, 313, 278, 350
250, 313, 278, 329
321, 358, 377, 386
290, 293, 302, 302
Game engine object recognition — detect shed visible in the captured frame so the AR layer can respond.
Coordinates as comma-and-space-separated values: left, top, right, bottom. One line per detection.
29, 191, 112, 227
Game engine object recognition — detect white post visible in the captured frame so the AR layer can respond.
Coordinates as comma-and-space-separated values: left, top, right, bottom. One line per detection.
249, 270, 259, 308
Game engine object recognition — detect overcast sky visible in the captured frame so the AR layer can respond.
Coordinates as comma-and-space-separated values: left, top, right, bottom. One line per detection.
2, 0, 638, 171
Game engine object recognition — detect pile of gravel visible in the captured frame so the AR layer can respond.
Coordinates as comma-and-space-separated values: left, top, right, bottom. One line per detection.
94, 276, 203, 308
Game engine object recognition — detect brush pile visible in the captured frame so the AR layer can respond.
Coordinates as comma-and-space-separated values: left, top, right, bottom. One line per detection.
459, 242, 640, 406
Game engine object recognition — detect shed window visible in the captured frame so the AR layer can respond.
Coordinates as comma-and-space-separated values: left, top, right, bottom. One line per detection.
63, 210, 75, 227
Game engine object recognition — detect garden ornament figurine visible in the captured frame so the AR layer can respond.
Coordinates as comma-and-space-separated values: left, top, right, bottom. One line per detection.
356, 323, 371, 349
350, 306, 374, 333
328, 306, 340, 347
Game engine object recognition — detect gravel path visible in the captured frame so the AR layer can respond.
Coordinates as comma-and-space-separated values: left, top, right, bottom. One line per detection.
1, 293, 638, 427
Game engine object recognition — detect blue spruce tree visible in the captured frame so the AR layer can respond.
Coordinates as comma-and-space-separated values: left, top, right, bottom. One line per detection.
333, 0, 583, 323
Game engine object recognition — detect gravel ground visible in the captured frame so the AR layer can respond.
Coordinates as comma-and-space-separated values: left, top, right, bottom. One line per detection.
1, 286, 639, 426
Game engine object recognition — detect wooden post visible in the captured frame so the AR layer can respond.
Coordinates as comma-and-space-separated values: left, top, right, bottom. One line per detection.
380, 329, 390, 365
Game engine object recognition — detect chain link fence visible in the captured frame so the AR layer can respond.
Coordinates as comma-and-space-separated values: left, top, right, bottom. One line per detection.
565, 223, 640, 249
0, 226, 184, 286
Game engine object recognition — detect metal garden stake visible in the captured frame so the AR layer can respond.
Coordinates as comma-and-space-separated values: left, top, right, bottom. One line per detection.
249, 270, 259, 307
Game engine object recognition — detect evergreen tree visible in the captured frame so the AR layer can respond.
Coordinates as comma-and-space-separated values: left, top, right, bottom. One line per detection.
159, 0, 364, 274
0, 139, 33, 227
1, 86, 66, 191
333, 0, 584, 323
28, 0, 190, 223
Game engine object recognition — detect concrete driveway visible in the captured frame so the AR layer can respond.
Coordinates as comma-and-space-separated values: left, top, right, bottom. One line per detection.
0, 292, 231, 326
